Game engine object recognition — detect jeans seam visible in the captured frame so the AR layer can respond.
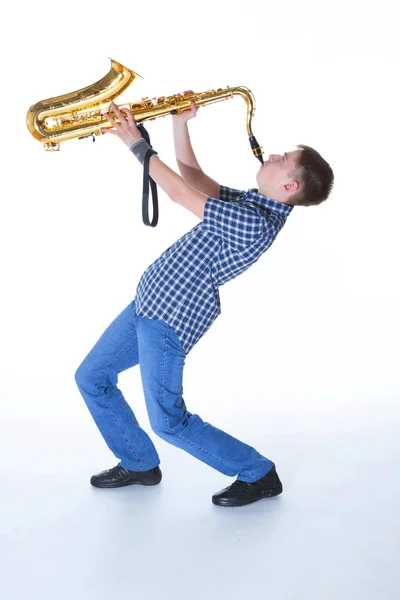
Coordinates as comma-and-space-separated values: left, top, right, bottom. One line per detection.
174, 429, 246, 474
161, 328, 169, 431
95, 339, 144, 468
94, 339, 138, 389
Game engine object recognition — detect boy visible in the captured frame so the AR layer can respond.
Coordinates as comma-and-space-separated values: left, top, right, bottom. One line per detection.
75, 95, 334, 507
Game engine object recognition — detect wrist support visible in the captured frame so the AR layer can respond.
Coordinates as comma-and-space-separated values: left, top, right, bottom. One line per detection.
129, 138, 158, 165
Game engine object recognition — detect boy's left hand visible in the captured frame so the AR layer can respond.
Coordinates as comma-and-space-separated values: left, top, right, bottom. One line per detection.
101, 102, 143, 147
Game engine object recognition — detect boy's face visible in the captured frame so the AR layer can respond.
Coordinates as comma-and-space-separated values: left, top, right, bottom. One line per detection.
256, 150, 301, 204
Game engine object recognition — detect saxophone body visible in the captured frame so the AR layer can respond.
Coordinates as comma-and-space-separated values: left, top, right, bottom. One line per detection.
26, 58, 264, 162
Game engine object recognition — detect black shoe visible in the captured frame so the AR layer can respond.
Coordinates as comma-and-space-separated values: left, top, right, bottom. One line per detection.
90, 463, 162, 488
212, 465, 283, 507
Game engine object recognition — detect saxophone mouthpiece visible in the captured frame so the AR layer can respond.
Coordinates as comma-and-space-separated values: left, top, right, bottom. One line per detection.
249, 135, 264, 164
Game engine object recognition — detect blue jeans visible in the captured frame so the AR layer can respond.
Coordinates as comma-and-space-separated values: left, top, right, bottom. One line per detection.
75, 299, 274, 483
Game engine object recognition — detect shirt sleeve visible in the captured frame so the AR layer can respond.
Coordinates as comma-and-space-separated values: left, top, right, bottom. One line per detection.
203, 196, 266, 251
219, 184, 245, 202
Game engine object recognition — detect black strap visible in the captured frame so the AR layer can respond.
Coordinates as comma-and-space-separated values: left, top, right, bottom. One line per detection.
137, 123, 159, 227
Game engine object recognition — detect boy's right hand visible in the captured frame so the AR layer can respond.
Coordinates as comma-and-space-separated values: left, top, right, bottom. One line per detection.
172, 90, 199, 123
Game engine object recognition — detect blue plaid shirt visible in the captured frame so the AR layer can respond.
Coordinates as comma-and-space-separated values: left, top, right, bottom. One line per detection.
134, 185, 293, 354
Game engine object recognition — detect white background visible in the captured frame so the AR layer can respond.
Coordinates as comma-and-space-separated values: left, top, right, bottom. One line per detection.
1, 1, 399, 599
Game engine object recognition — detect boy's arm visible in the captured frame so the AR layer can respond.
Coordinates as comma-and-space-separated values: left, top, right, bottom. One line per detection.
102, 102, 211, 220
173, 120, 221, 199
148, 156, 208, 220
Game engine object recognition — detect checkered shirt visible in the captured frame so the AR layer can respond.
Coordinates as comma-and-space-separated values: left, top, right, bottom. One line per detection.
134, 185, 293, 354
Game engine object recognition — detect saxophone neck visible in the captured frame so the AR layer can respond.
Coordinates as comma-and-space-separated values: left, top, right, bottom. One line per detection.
229, 86, 256, 137
230, 87, 263, 163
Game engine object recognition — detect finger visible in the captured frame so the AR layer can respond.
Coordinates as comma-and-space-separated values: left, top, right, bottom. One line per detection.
100, 127, 117, 135
121, 107, 136, 126
103, 112, 118, 127
110, 102, 125, 121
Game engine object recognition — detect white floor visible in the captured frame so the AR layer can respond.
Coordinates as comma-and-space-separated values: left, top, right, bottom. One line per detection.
1, 395, 399, 600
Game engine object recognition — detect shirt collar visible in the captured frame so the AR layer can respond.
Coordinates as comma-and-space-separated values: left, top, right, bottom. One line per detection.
244, 188, 294, 217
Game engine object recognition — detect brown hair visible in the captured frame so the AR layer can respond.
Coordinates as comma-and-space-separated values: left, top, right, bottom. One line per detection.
287, 144, 334, 207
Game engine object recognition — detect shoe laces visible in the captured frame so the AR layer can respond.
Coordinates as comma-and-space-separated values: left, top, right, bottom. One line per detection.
230, 480, 254, 494
108, 464, 123, 475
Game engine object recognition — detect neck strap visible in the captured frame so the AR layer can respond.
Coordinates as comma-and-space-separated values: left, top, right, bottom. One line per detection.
137, 123, 159, 227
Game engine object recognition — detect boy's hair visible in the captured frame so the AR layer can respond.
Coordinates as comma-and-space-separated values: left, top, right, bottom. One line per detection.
288, 144, 334, 207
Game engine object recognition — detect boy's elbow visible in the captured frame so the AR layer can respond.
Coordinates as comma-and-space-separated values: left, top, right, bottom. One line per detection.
174, 181, 195, 204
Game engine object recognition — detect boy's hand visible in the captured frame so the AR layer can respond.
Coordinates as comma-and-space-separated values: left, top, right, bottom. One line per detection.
101, 102, 143, 146
172, 90, 199, 124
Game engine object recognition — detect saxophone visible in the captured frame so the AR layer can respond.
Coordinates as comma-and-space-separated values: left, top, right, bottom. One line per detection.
26, 58, 264, 163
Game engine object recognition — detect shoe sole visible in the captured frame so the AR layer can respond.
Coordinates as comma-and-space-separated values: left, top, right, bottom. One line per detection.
212, 485, 283, 507
90, 476, 162, 489
90, 479, 161, 488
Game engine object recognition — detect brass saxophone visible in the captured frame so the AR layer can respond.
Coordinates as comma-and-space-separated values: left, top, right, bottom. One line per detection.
26, 58, 264, 163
